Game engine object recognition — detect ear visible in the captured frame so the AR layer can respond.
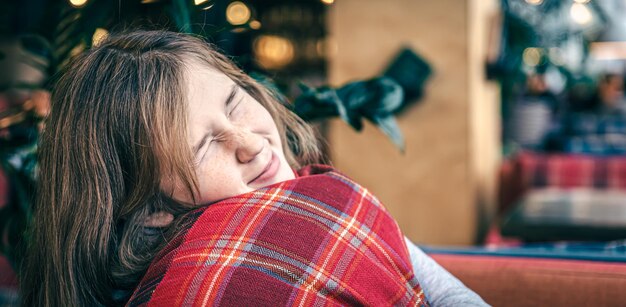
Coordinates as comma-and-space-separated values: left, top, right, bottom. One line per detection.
143, 211, 174, 228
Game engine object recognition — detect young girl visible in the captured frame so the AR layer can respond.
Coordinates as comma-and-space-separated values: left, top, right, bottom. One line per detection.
20, 30, 486, 306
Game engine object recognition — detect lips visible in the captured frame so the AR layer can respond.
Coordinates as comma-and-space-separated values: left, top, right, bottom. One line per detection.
249, 151, 280, 185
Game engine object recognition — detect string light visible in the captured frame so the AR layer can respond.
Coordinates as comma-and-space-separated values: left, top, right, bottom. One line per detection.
194, 0, 208, 5
321, 0, 334, 4
226, 1, 251, 26
69, 0, 88, 8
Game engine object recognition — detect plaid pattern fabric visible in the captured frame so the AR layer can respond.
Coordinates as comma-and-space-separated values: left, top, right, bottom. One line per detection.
516, 151, 626, 189
498, 151, 626, 213
127, 165, 428, 306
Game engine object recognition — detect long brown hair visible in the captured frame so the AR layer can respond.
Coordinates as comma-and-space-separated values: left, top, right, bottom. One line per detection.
20, 30, 322, 306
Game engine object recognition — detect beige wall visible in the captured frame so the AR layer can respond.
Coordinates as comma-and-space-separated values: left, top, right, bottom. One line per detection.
469, 0, 502, 240
327, 0, 500, 245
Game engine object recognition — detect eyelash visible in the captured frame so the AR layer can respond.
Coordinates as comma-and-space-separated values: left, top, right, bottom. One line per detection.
196, 135, 217, 165
227, 96, 244, 119
196, 95, 245, 164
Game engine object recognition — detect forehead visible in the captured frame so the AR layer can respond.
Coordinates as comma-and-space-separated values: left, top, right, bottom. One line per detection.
186, 63, 234, 99
185, 64, 236, 142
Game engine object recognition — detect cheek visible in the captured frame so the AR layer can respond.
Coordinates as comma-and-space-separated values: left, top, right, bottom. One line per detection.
161, 161, 241, 206
193, 160, 240, 203
250, 106, 282, 142
241, 98, 279, 126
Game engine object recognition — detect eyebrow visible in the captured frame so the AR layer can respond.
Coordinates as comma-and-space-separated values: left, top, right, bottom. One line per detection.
192, 85, 239, 157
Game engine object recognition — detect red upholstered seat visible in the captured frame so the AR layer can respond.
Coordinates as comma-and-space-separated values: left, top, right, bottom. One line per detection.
431, 253, 626, 307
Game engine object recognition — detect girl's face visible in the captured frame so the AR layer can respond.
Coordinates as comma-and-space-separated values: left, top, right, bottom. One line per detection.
163, 64, 295, 205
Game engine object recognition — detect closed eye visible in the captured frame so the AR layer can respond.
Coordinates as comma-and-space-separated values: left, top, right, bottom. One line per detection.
213, 130, 229, 143
227, 96, 244, 119
195, 136, 214, 165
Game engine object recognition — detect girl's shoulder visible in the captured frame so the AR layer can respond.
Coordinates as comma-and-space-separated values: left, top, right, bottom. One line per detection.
128, 164, 428, 306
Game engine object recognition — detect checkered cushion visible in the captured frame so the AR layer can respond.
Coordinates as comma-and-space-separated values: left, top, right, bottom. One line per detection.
498, 151, 626, 213
516, 152, 626, 189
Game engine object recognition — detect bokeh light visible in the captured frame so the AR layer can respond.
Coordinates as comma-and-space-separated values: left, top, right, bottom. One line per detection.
69, 43, 86, 58
249, 20, 261, 30
523, 47, 542, 67
254, 35, 295, 69
548, 47, 565, 66
69, 0, 88, 8
570, 3, 593, 25
226, 1, 251, 26
92, 28, 109, 47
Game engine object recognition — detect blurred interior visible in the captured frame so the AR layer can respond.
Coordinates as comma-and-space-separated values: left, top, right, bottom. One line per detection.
2, 0, 626, 306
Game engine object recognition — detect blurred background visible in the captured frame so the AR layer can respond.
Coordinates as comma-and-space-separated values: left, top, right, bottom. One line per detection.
2, 0, 626, 305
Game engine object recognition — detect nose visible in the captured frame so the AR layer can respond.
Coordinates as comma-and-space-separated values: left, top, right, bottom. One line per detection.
229, 128, 264, 163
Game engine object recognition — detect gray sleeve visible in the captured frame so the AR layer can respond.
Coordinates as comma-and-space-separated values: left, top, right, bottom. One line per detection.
404, 237, 490, 307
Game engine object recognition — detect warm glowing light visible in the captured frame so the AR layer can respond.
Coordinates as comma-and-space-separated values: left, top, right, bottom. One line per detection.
321, 0, 334, 4
226, 1, 251, 26
92, 28, 109, 47
249, 20, 261, 30
570, 3, 593, 25
194, 0, 214, 10
523, 47, 542, 67
524, 0, 543, 5
254, 35, 294, 69
69, 0, 88, 8
69, 43, 86, 57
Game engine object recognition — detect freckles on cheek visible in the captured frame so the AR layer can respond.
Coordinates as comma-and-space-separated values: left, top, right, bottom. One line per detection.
198, 180, 246, 204
195, 166, 243, 203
